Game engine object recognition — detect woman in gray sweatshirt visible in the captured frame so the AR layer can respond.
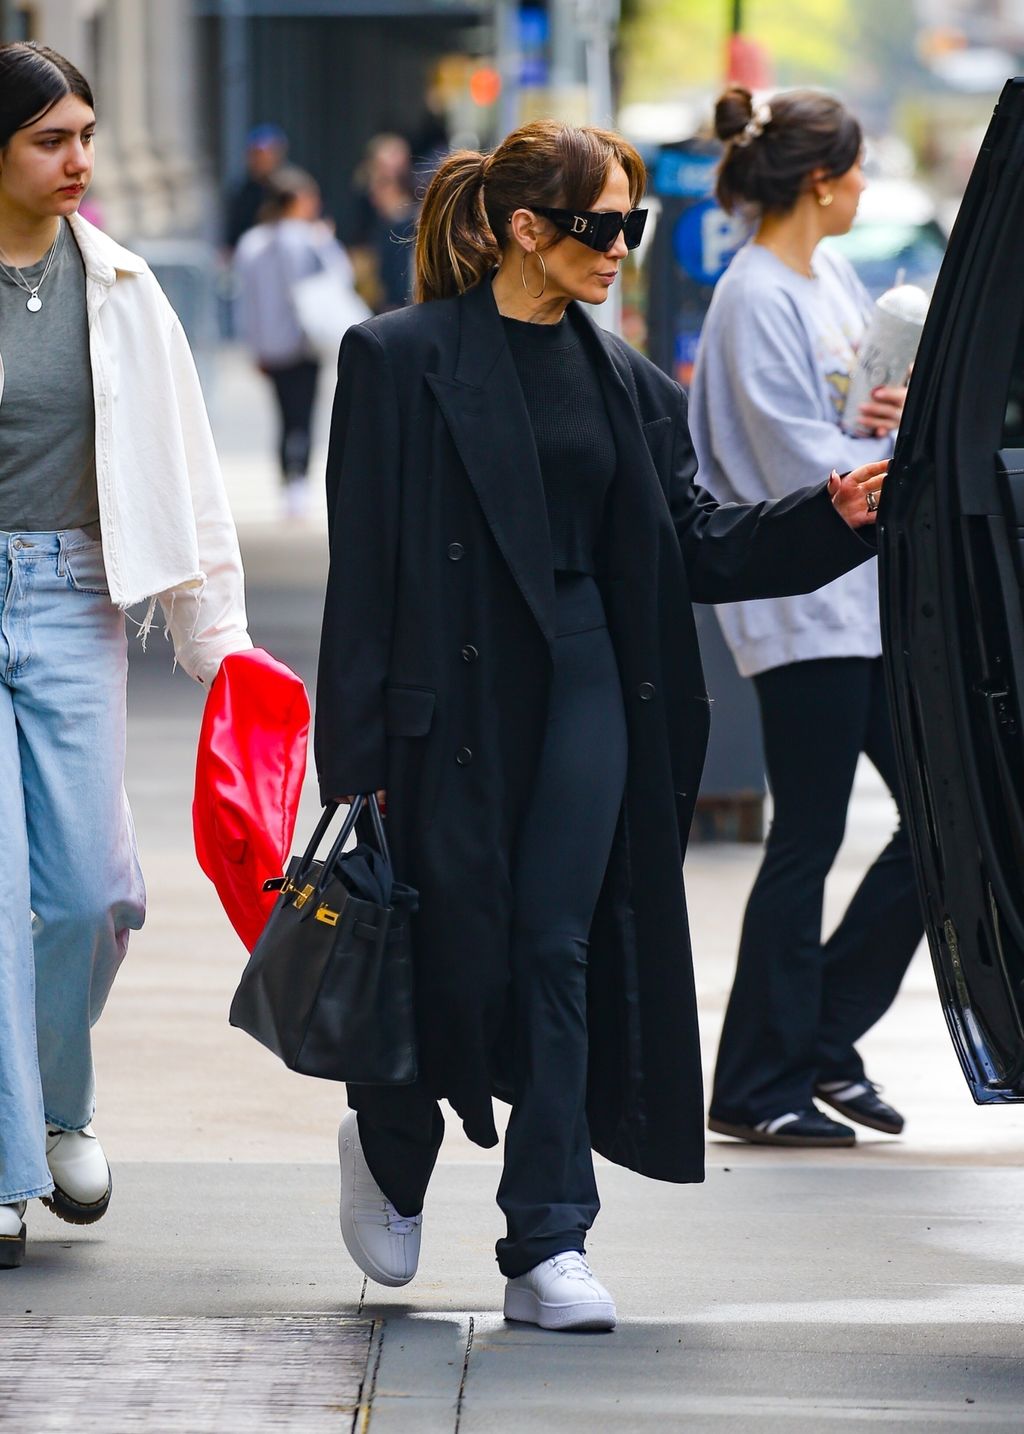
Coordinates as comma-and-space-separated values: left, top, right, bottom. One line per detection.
689, 87, 923, 1148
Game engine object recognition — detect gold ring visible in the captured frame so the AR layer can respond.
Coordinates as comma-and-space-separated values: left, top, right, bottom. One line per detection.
866, 490, 879, 513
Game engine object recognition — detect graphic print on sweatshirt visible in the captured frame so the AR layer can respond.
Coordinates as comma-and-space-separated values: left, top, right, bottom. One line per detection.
815, 317, 861, 422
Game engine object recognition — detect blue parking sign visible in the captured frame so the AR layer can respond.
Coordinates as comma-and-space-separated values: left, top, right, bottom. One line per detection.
672, 199, 750, 286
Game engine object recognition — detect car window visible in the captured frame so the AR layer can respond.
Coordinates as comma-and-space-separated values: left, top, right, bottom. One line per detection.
825, 221, 946, 297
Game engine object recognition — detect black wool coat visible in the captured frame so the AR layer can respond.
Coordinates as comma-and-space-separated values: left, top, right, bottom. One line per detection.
315, 278, 875, 1184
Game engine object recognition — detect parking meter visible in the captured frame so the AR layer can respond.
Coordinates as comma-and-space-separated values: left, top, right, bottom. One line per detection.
646, 136, 763, 839
647, 136, 750, 389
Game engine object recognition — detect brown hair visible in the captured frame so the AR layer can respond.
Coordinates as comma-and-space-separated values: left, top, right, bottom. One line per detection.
414, 119, 647, 304
259, 165, 318, 221
714, 86, 862, 217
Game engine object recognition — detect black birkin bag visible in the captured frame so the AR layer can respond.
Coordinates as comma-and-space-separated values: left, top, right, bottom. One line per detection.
229, 795, 418, 1084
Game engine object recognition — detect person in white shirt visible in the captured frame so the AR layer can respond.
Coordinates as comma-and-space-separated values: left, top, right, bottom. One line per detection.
0, 41, 251, 1269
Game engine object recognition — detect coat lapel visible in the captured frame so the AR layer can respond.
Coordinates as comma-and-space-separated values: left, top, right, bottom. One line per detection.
426, 282, 556, 647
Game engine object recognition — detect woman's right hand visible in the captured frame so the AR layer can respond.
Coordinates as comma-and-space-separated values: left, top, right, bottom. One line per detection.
827, 461, 889, 529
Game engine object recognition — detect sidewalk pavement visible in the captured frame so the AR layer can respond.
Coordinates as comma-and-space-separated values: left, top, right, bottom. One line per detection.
2, 347, 1023, 1431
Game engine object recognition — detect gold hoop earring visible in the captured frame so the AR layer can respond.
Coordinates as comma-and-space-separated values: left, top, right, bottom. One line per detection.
817, 192, 834, 208
520, 249, 547, 299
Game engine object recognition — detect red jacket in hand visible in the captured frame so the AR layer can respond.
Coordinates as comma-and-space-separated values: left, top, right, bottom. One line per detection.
193, 648, 310, 951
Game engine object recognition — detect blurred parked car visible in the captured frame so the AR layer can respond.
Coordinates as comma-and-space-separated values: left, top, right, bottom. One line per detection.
881, 78, 1024, 1104
825, 177, 948, 298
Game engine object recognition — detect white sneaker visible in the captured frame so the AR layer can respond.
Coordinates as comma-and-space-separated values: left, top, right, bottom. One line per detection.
504, 1251, 617, 1332
42, 1125, 112, 1225
283, 478, 310, 520
0, 1202, 27, 1269
338, 1110, 422, 1287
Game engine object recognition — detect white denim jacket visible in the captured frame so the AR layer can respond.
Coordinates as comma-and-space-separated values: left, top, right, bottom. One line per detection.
0, 214, 252, 685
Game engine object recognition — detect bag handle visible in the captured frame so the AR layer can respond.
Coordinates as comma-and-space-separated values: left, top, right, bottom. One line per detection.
366, 793, 392, 867
286, 795, 362, 891
309, 796, 364, 896
307, 793, 390, 899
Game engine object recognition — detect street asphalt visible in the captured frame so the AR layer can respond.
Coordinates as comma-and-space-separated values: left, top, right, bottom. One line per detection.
1, 348, 1023, 1432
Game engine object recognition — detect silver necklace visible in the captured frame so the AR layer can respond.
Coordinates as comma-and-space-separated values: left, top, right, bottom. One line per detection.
0, 221, 64, 312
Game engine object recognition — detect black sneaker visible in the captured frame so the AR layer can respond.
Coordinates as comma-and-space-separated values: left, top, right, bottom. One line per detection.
708, 1106, 856, 1147
815, 1080, 904, 1135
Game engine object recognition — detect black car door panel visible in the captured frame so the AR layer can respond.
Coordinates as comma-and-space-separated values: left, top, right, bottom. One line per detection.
881, 78, 1024, 1101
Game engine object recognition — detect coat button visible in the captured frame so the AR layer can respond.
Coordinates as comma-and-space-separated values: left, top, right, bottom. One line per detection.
461, 644, 479, 663
447, 542, 465, 561
456, 747, 473, 765
638, 682, 656, 701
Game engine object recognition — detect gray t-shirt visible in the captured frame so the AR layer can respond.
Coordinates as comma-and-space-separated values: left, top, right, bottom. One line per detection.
0, 221, 99, 532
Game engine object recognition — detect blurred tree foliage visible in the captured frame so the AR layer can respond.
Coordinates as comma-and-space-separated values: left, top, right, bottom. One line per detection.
620, 0, 919, 113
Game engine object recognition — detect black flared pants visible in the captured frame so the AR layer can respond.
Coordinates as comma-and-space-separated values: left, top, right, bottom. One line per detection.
352, 574, 627, 1278
710, 656, 923, 1126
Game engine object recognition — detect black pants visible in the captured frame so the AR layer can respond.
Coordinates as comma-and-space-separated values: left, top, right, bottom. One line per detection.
266, 358, 319, 484
710, 657, 923, 1125
352, 574, 628, 1278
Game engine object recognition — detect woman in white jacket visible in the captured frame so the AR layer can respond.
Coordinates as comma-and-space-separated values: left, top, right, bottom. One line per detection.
0, 42, 251, 1268
689, 87, 923, 1149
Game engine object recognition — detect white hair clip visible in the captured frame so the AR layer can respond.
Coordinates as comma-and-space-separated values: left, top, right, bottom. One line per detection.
736, 101, 773, 147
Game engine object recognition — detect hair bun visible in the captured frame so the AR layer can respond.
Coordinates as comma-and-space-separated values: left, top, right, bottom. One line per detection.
714, 86, 754, 143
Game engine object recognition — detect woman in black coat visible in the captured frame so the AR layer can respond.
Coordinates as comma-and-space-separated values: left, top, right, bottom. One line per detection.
315, 119, 886, 1332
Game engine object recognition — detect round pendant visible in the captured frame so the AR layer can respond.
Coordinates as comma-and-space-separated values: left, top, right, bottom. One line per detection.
26, 293, 42, 313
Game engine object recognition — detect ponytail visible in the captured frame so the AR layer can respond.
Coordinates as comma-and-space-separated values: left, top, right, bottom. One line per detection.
414, 150, 499, 304
413, 120, 647, 305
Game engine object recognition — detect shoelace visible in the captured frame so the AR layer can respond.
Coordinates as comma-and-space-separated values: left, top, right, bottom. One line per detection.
353, 1192, 420, 1237
550, 1252, 595, 1281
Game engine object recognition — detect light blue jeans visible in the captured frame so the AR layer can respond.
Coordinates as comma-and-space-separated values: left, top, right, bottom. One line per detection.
0, 530, 146, 1204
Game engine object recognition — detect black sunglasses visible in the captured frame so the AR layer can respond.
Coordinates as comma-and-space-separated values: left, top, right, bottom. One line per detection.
526, 205, 648, 252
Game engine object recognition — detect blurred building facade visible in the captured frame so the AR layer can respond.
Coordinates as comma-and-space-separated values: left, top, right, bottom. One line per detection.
2, 0, 620, 246
195, 1, 493, 243
1, 0, 209, 238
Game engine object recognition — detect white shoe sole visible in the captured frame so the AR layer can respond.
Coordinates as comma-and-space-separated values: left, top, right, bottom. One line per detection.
503, 1286, 616, 1332
338, 1115, 417, 1288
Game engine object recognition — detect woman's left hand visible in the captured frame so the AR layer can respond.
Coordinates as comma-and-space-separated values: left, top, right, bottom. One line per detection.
828, 460, 889, 528
858, 384, 907, 437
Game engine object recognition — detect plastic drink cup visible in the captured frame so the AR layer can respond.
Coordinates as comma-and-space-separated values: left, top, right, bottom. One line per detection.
841, 284, 929, 434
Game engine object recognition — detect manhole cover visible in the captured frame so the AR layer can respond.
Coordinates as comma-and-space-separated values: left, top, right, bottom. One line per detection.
0, 1315, 375, 1431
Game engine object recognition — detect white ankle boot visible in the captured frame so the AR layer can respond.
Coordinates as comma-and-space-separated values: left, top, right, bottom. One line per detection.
0, 1202, 27, 1268
504, 1251, 617, 1331
338, 1110, 422, 1287
42, 1125, 112, 1225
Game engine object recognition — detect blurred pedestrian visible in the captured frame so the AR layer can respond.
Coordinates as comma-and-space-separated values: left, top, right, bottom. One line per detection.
315, 119, 887, 1329
225, 122, 287, 251
0, 42, 251, 1269
234, 166, 361, 519
348, 133, 417, 312
689, 87, 924, 1149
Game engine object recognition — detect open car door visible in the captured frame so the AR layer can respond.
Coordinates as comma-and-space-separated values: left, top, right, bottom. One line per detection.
881, 77, 1024, 1102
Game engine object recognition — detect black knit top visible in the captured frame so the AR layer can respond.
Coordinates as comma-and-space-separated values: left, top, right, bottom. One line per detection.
502, 314, 615, 575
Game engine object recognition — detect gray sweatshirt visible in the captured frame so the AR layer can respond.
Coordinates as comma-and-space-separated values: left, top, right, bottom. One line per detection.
688, 241, 893, 677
